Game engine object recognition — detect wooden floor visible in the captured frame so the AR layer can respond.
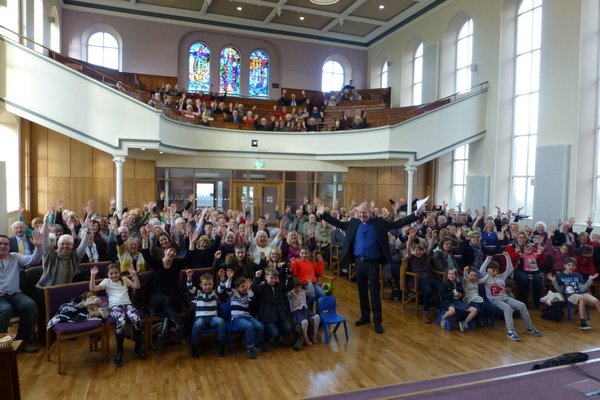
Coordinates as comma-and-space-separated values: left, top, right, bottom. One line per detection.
12, 279, 600, 400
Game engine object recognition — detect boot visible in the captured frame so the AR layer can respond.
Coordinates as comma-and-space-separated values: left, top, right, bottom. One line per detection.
133, 329, 147, 358
217, 341, 226, 357
156, 318, 170, 348
190, 343, 199, 358
114, 333, 125, 366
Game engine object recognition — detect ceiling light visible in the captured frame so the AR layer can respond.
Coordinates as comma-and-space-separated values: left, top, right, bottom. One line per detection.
236, 6, 242, 11
379, 5, 385, 9
141, 147, 146, 151
309, 0, 339, 4
299, 16, 305, 21
159, 151, 164, 154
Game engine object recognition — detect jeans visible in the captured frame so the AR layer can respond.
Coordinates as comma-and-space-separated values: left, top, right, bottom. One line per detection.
0, 292, 36, 344
264, 320, 292, 341
191, 316, 226, 344
232, 315, 264, 349
304, 282, 326, 311
513, 269, 544, 307
418, 275, 444, 312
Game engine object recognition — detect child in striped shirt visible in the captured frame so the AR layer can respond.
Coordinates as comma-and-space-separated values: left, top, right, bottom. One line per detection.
187, 269, 227, 358
224, 270, 265, 359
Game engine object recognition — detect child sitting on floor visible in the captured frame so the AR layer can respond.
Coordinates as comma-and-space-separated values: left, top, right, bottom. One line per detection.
440, 267, 477, 332
479, 252, 543, 341
548, 257, 600, 329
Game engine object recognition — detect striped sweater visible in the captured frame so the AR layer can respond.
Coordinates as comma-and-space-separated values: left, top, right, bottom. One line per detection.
225, 280, 254, 320
187, 279, 225, 318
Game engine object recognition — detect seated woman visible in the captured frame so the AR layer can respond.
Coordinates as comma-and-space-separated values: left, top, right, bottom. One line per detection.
117, 237, 148, 274
140, 226, 187, 347
33, 212, 89, 316
432, 238, 461, 272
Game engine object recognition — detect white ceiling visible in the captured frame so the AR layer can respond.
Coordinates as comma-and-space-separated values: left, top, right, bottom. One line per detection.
62, 0, 447, 47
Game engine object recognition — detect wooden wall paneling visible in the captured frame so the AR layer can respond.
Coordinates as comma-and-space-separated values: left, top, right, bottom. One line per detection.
134, 160, 156, 179
70, 178, 94, 212
134, 178, 156, 208
362, 184, 378, 203
376, 184, 392, 209
121, 178, 135, 210
122, 159, 135, 179
92, 149, 114, 179
47, 178, 72, 211
31, 123, 48, 178
363, 168, 377, 186
347, 167, 364, 184
345, 184, 363, 207
377, 167, 392, 185
391, 166, 405, 185
93, 178, 116, 214
32, 177, 48, 217
20, 120, 31, 217
47, 130, 71, 178
390, 185, 406, 203
70, 140, 93, 178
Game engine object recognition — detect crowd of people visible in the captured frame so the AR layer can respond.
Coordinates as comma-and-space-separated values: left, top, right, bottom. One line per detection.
146, 82, 369, 132
2, 193, 599, 364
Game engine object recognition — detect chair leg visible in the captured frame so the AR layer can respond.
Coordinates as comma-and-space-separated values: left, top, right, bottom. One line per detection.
323, 324, 330, 344
333, 322, 340, 334
57, 339, 63, 374
343, 321, 349, 341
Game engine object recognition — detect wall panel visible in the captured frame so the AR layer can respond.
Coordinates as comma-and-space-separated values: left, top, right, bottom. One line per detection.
70, 140, 93, 178
31, 123, 48, 178
93, 149, 114, 179
135, 160, 155, 179
123, 159, 135, 179
134, 178, 156, 207
47, 178, 72, 210
47, 130, 71, 177
93, 178, 116, 213
377, 167, 392, 185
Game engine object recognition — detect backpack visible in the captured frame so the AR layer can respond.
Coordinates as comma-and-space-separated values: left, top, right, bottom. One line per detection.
541, 300, 564, 322
532, 352, 589, 370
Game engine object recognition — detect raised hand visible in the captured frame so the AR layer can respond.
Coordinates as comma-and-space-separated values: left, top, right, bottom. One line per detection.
90, 266, 98, 276
226, 268, 234, 280
214, 250, 222, 260
185, 269, 193, 279
587, 217, 593, 227
218, 268, 225, 281
255, 269, 263, 278
128, 266, 137, 276
31, 230, 43, 247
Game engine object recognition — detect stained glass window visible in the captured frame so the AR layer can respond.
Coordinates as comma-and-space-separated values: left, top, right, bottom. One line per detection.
249, 49, 269, 97
188, 42, 210, 93
220, 46, 241, 95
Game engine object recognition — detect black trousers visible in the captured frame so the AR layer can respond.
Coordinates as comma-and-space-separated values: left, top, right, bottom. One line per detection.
355, 258, 382, 324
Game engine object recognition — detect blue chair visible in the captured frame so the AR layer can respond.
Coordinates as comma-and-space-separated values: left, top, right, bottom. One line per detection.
317, 296, 348, 344
220, 301, 243, 352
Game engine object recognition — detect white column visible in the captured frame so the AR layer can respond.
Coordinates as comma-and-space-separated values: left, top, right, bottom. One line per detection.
405, 165, 417, 213
113, 156, 126, 211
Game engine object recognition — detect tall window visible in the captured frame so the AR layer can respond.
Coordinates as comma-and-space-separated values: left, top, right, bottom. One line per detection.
412, 43, 423, 105
219, 46, 241, 95
321, 60, 344, 92
451, 18, 474, 207
50, 6, 60, 52
381, 61, 388, 88
87, 32, 119, 69
188, 42, 210, 93
34, 0, 44, 53
510, 0, 542, 214
249, 49, 269, 97
456, 19, 473, 94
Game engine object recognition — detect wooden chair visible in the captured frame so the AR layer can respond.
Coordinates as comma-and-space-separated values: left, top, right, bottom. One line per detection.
400, 257, 421, 316
329, 245, 341, 275
45, 281, 108, 374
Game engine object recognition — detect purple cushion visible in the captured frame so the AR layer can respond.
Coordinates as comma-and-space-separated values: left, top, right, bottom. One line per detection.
52, 319, 103, 334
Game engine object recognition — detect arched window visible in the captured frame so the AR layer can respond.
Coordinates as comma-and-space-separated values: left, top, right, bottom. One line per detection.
50, 6, 60, 53
249, 49, 269, 97
510, 0, 543, 214
412, 42, 423, 105
87, 32, 119, 69
456, 19, 473, 93
220, 46, 241, 95
321, 60, 344, 92
381, 61, 388, 88
188, 42, 211, 93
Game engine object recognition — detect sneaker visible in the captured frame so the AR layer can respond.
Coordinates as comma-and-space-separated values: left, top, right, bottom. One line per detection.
304, 337, 313, 346
247, 348, 256, 359
507, 330, 522, 341
526, 326, 543, 337
458, 320, 468, 332
440, 318, 447, 329
355, 318, 370, 326
580, 321, 592, 330
391, 287, 400, 300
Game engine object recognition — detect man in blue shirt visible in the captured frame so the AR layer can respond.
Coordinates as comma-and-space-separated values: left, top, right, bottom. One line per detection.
318, 200, 425, 333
